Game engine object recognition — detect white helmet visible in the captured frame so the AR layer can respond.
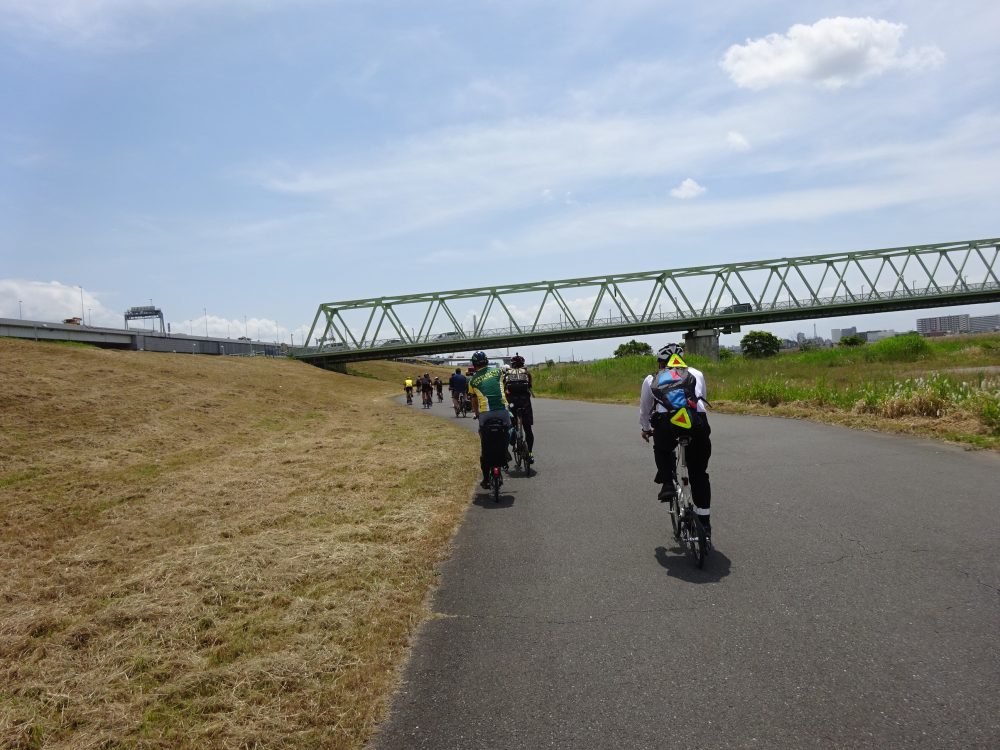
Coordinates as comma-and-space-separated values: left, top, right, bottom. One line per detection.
656, 342, 684, 360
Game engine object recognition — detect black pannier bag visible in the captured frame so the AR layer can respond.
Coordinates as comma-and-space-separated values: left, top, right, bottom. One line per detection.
480, 417, 509, 466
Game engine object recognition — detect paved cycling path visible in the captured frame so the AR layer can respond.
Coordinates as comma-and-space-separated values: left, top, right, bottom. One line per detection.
374, 398, 999, 749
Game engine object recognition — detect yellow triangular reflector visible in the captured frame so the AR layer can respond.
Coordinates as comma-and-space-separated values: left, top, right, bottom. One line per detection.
666, 353, 687, 368
670, 407, 692, 429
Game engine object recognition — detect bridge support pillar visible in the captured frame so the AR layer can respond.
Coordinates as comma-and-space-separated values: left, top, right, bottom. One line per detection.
683, 328, 720, 361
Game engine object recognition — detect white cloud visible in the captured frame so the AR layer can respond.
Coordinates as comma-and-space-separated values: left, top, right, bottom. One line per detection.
726, 130, 750, 151
0, 279, 119, 325
252, 113, 752, 240
720, 17, 945, 90
485, 114, 1000, 260
669, 178, 706, 199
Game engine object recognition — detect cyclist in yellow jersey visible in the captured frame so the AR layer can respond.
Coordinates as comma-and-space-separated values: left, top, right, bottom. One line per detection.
468, 351, 510, 488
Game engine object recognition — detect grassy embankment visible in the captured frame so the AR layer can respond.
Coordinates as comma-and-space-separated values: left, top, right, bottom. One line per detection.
0, 338, 474, 749
532, 333, 1000, 450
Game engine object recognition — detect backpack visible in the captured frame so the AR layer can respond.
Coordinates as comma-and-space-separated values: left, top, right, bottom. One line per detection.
649, 367, 699, 432
505, 368, 531, 395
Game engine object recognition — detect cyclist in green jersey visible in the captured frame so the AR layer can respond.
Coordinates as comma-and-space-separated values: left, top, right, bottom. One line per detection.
469, 351, 510, 488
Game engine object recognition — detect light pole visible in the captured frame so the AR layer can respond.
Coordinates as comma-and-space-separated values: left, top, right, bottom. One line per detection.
204, 308, 208, 337
88, 308, 92, 326
18, 300, 23, 319
78, 286, 85, 320
244, 314, 247, 338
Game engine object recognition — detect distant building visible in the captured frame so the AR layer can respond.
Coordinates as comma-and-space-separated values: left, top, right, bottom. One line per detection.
969, 314, 1000, 333
917, 314, 969, 335
916, 314, 999, 335
831, 326, 856, 342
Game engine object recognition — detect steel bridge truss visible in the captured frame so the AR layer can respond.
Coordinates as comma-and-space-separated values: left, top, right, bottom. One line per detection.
303, 238, 1000, 362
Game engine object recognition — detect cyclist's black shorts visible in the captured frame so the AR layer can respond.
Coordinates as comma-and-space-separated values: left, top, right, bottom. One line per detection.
510, 399, 533, 427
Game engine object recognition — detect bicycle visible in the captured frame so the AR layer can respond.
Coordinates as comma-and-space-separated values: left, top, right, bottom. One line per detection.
422, 390, 433, 409
404, 388, 413, 405
667, 436, 709, 568
510, 411, 531, 477
456, 393, 470, 418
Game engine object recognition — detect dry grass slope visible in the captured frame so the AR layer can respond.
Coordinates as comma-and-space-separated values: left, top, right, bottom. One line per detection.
0, 339, 478, 749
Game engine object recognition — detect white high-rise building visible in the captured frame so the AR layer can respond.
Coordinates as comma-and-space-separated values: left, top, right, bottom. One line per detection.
917, 315, 969, 335
969, 314, 1000, 333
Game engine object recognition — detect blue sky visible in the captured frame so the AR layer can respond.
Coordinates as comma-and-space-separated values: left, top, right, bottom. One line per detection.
2, 0, 998, 358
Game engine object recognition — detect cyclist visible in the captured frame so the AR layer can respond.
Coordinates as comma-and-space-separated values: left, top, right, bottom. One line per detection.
420, 372, 434, 407
503, 353, 535, 464
469, 351, 510, 489
403, 377, 414, 405
639, 342, 713, 540
434, 375, 444, 402
449, 367, 468, 416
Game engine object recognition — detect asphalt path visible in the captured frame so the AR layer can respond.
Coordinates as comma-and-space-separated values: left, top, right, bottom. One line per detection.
374, 397, 999, 749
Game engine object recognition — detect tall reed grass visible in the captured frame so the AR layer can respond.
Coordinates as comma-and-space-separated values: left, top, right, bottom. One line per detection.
531, 334, 1000, 439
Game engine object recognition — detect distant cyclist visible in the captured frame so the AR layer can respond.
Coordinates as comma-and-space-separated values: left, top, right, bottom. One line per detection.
469, 351, 510, 488
434, 376, 444, 402
449, 367, 468, 416
420, 372, 434, 407
503, 353, 535, 464
639, 342, 713, 540
403, 377, 414, 405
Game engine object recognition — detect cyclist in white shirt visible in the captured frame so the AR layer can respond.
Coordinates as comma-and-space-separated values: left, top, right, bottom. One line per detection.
639, 342, 713, 539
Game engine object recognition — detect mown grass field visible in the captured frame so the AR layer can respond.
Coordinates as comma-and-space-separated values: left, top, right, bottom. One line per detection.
0, 339, 476, 749
531, 333, 1000, 449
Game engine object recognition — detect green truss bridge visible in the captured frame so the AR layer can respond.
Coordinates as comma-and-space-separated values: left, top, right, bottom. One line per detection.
299, 237, 1000, 366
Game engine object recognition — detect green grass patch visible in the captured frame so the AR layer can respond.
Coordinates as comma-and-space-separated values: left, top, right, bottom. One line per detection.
531, 334, 1000, 445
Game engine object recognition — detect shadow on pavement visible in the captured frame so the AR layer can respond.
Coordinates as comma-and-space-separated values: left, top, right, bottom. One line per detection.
472, 490, 516, 509
654, 545, 732, 583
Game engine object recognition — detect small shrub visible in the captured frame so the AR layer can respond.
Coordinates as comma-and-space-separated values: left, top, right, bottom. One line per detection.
865, 333, 930, 363
733, 378, 789, 407
718, 348, 734, 362
975, 391, 1000, 435
838, 334, 866, 347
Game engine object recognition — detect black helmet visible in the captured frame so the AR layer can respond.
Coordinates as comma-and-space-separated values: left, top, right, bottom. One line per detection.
471, 351, 488, 367
656, 342, 684, 360
511, 354, 525, 368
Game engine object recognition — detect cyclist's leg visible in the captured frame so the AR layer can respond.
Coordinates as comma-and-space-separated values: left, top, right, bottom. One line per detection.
520, 403, 535, 454
651, 421, 678, 499
478, 429, 490, 486
685, 418, 713, 533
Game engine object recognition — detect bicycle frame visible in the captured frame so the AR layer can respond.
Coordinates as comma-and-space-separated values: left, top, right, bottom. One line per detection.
671, 437, 708, 567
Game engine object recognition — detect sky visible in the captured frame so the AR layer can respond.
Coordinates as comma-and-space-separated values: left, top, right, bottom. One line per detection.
2, 0, 998, 360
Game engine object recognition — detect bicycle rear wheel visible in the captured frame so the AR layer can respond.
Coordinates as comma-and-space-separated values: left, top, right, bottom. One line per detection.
691, 515, 708, 568
492, 470, 501, 502
668, 492, 681, 539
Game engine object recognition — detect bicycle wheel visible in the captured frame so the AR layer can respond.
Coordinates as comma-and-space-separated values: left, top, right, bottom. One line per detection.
668, 491, 681, 539
492, 470, 501, 503
519, 437, 530, 477
690, 514, 708, 568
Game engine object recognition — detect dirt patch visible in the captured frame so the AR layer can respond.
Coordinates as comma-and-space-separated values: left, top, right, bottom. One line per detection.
0, 339, 478, 749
